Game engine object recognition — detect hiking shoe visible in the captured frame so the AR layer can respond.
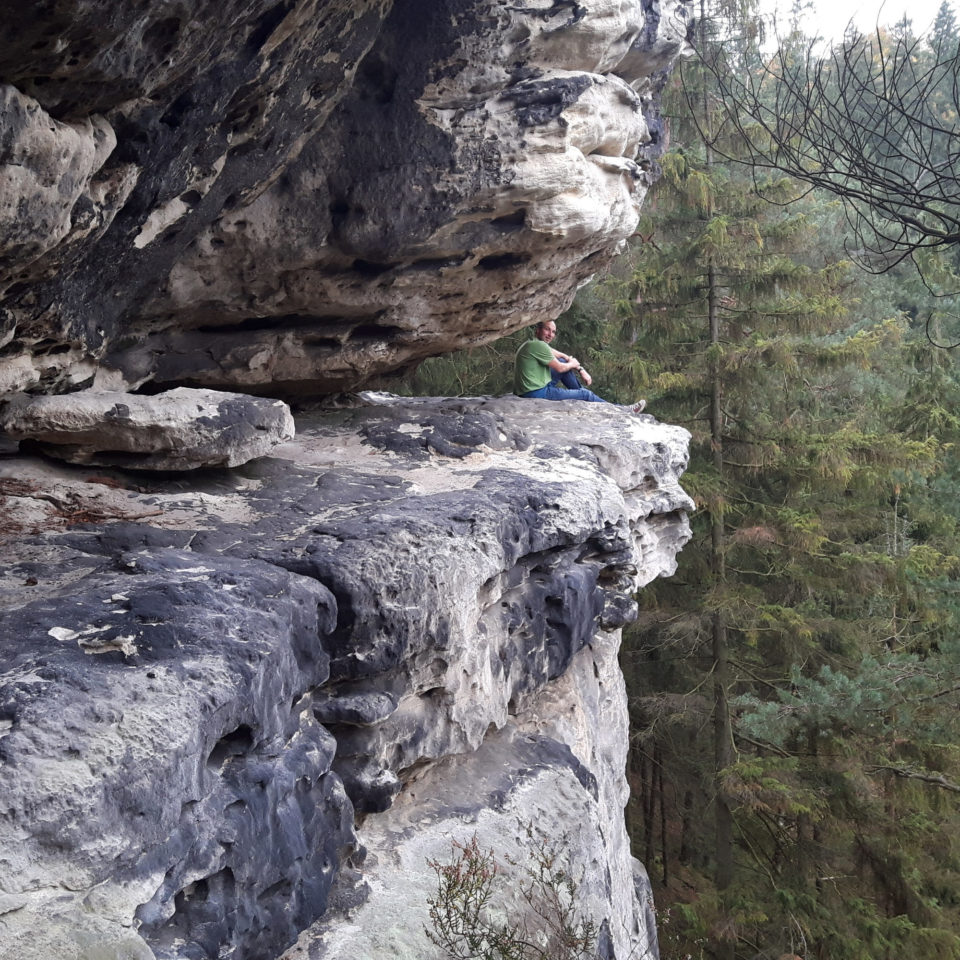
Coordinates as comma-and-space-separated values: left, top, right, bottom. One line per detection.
631, 399, 647, 414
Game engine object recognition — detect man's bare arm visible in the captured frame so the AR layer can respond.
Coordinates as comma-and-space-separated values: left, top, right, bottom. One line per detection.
548, 350, 592, 384
548, 355, 581, 373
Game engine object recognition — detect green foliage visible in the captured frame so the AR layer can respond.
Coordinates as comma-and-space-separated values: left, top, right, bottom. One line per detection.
395, 3, 960, 957
613, 2, 960, 957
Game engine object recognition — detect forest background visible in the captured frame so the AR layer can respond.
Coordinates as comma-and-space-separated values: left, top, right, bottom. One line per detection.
385, 4, 960, 958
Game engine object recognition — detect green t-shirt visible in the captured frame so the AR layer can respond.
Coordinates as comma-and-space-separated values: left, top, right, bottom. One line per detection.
514, 339, 554, 395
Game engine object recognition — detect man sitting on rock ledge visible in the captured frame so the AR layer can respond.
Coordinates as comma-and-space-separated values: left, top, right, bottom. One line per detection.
513, 320, 645, 411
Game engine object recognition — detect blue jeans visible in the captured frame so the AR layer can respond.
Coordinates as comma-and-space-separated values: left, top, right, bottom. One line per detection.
522, 369, 606, 403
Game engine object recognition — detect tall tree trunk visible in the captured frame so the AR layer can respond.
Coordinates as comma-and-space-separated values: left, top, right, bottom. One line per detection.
711, 266, 735, 960
702, 6, 735, 953
656, 742, 669, 886
679, 789, 694, 866
642, 748, 656, 866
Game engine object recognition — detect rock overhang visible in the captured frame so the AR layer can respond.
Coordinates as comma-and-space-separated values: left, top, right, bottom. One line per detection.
0, 0, 693, 398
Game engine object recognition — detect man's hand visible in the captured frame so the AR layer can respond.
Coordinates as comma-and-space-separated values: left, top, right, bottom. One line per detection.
549, 355, 581, 373
580, 369, 593, 386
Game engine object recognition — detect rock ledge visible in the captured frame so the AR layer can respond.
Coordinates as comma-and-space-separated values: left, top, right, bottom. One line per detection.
0, 395, 692, 960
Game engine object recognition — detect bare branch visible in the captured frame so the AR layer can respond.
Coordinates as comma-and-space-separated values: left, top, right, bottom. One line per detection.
689, 25, 960, 289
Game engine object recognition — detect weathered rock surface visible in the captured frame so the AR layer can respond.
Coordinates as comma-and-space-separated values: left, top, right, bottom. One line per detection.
0, 551, 350, 960
0, 395, 692, 960
0, 0, 692, 397
0, 387, 295, 470
292, 629, 660, 960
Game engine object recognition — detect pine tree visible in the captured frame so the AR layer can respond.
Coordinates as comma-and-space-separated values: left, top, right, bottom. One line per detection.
604, 4, 960, 957
930, 0, 959, 53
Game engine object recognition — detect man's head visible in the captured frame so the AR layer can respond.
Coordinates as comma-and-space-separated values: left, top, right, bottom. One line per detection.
534, 320, 557, 343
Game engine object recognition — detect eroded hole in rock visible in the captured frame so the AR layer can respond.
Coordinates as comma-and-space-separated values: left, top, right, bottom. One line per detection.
397, 756, 434, 783
302, 336, 343, 350
357, 53, 398, 105
404, 255, 466, 271
206, 724, 255, 771
295, 775, 312, 795
161, 90, 195, 129
180, 877, 208, 905
110, 122, 151, 164
347, 323, 404, 342
194, 313, 319, 335
257, 877, 292, 902
32, 339, 73, 356
146, 868, 236, 955
0, 283, 30, 304
351, 259, 397, 277
228, 140, 259, 159
477, 252, 531, 270
128, 380, 168, 396
142, 16, 182, 58
248, 0, 294, 53
0, 711, 15, 737
491, 209, 527, 229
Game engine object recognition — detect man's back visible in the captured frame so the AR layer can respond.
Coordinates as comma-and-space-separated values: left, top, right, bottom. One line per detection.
514, 338, 553, 395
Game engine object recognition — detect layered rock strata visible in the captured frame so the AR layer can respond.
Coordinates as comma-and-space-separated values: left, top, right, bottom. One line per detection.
0, 0, 691, 397
0, 395, 692, 960
0, 387, 295, 470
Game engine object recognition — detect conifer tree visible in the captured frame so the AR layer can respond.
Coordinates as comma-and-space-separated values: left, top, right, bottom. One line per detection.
930, 0, 959, 52
604, 4, 960, 957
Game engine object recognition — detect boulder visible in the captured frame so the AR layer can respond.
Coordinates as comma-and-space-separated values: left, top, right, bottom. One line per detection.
0, 387, 295, 470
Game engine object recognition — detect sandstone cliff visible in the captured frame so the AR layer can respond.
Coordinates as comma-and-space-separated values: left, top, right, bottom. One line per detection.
1, 2, 694, 958
0, 397, 692, 959
1, 0, 690, 396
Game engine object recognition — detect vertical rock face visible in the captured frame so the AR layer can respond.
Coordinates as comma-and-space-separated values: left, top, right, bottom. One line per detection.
0, 0, 691, 396
2, 3, 695, 957
0, 397, 692, 959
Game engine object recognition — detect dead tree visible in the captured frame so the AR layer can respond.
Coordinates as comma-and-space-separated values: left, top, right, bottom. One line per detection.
692, 29, 960, 278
